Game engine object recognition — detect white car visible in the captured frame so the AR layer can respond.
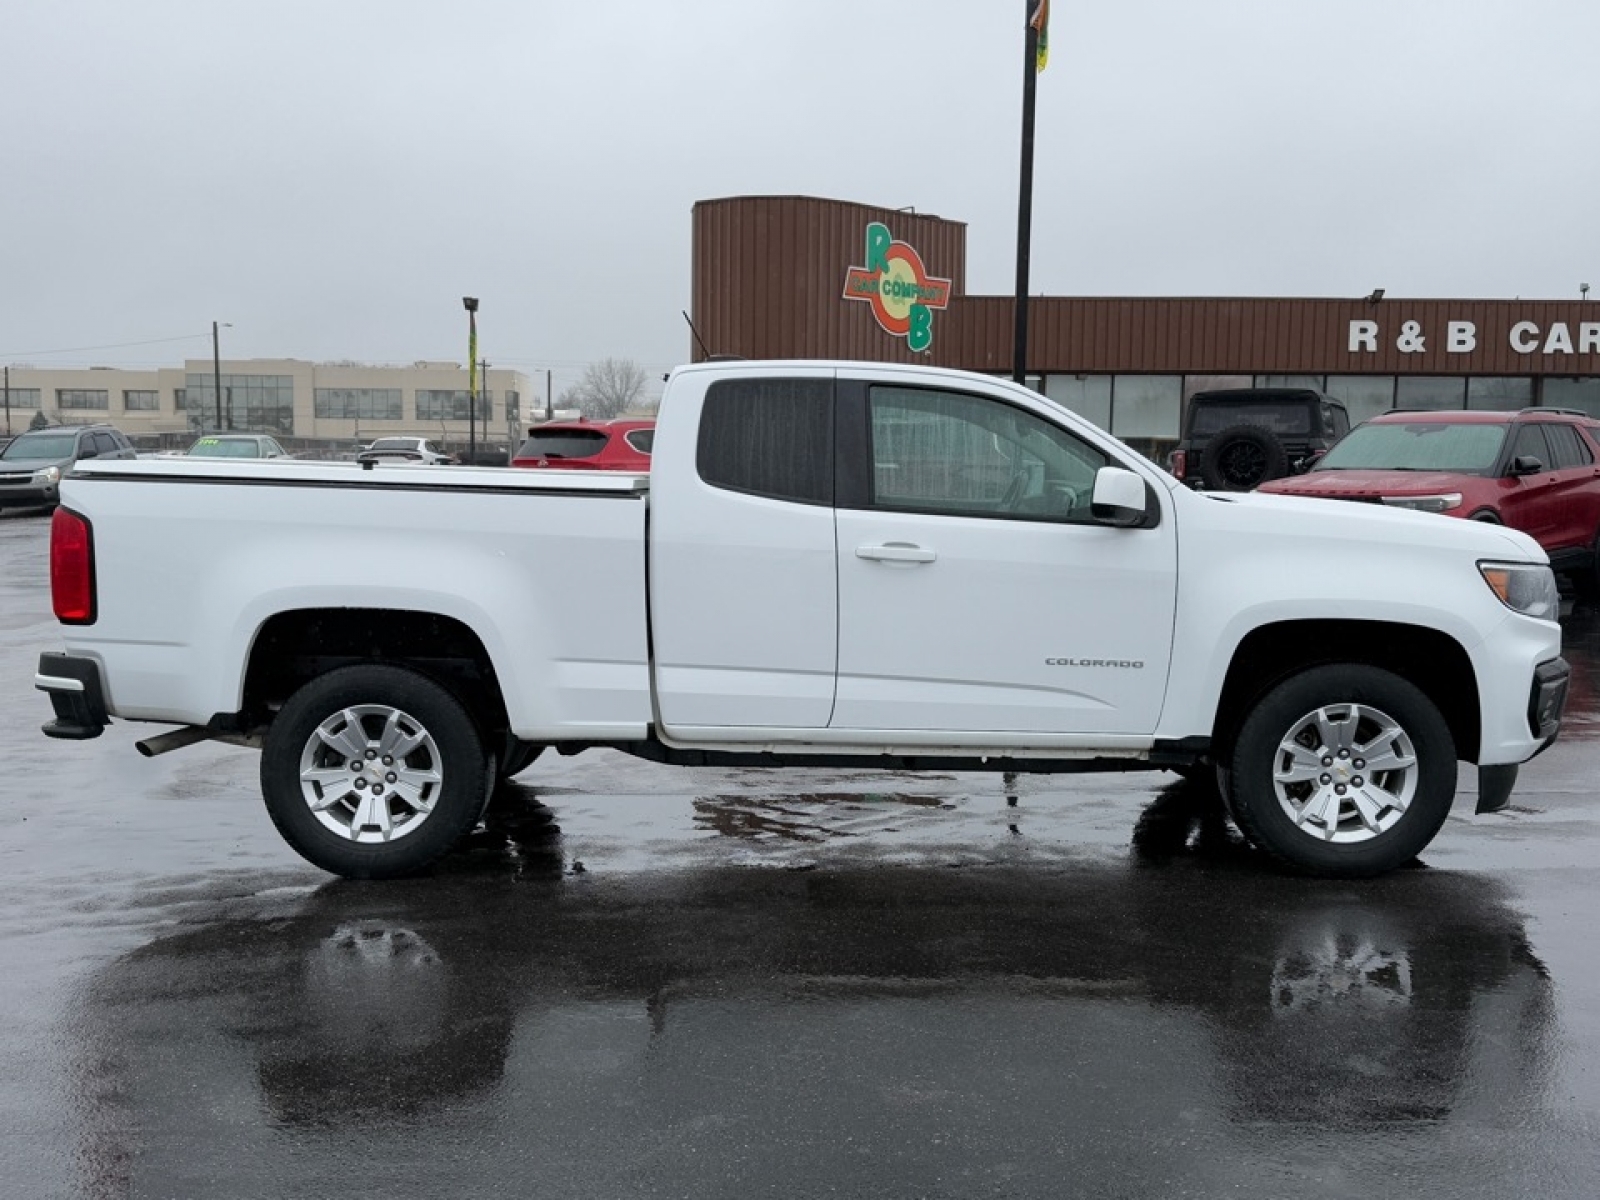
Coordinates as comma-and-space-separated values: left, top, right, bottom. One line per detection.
360, 437, 455, 464
186, 434, 289, 459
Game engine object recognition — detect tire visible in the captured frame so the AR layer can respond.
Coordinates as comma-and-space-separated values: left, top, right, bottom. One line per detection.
261, 664, 490, 879
1226, 665, 1456, 877
1585, 530, 1600, 597
1199, 424, 1289, 491
497, 740, 546, 780
1467, 509, 1502, 524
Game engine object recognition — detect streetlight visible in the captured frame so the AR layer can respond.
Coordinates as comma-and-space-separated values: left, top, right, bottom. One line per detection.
212, 321, 232, 432
463, 297, 479, 464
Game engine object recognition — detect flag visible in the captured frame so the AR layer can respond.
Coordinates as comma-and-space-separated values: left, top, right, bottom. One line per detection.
1030, 0, 1049, 73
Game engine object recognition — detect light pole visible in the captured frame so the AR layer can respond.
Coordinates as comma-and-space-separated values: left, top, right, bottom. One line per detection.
463, 297, 479, 464
211, 321, 232, 432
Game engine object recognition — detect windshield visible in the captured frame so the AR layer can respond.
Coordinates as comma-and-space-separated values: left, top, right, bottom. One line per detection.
1316, 422, 1507, 473
0, 432, 76, 460
188, 437, 263, 458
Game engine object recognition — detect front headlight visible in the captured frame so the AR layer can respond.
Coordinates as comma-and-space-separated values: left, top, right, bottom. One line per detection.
32, 466, 61, 486
1479, 561, 1559, 620
1382, 493, 1462, 513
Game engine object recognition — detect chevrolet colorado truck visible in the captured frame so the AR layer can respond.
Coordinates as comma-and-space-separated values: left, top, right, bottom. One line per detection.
35, 361, 1570, 879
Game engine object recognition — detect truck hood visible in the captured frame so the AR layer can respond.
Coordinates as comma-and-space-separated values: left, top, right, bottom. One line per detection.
1191, 487, 1547, 563
1258, 469, 1474, 499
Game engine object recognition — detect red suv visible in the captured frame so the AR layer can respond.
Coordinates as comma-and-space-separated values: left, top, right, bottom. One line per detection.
511, 418, 654, 471
1259, 407, 1600, 588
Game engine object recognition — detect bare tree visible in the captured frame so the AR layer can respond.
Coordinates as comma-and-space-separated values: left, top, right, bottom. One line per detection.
564, 357, 649, 419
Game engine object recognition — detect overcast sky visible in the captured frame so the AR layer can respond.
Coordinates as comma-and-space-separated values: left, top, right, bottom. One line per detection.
3, 0, 1595, 397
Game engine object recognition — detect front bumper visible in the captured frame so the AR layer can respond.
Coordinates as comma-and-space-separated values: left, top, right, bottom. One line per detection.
36, 653, 110, 739
1529, 656, 1570, 745
0, 481, 58, 508
1475, 655, 1570, 816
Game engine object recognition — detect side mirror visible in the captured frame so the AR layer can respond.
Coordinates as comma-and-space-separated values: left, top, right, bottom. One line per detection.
1091, 466, 1150, 527
1509, 455, 1545, 477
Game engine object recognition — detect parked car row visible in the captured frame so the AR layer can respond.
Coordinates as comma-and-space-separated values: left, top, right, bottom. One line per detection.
1168, 392, 1600, 592
511, 417, 654, 471
0, 423, 138, 511
1, 417, 660, 514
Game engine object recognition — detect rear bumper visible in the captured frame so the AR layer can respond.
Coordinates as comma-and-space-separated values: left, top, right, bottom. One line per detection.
36, 653, 110, 739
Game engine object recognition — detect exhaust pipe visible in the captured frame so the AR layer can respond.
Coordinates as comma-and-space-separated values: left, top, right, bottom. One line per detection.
135, 725, 216, 758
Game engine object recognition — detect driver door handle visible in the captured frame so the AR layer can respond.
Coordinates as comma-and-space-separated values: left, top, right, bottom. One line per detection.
856, 542, 937, 564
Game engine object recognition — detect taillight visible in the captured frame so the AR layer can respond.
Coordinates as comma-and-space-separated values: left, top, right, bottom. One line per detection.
1168, 449, 1187, 480
51, 507, 96, 624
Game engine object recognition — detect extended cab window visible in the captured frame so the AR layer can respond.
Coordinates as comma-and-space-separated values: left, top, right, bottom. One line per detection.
698, 378, 833, 504
867, 386, 1108, 521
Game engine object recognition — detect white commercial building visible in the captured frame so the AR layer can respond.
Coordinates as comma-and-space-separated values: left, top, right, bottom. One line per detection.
1, 359, 536, 452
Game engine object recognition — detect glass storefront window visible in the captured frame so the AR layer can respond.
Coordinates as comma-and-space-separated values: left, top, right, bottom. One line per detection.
1543, 378, 1600, 417
1184, 375, 1251, 401
1254, 374, 1327, 391
1394, 376, 1466, 410
1324, 376, 1395, 425
1111, 376, 1181, 439
1466, 377, 1533, 411
1044, 375, 1111, 430
186, 373, 295, 433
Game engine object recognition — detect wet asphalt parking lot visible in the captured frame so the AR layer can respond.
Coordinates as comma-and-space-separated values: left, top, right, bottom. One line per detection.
2, 508, 1599, 1199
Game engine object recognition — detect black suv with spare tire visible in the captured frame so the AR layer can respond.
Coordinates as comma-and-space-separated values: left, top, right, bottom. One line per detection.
1168, 388, 1351, 491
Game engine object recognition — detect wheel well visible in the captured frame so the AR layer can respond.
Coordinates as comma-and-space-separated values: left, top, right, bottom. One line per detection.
1212, 620, 1481, 763
239, 609, 509, 738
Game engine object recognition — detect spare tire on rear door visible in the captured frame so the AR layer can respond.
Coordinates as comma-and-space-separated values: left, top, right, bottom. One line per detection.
1200, 423, 1290, 491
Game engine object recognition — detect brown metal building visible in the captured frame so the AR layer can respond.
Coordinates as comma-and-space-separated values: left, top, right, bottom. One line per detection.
692, 194, 1600, 461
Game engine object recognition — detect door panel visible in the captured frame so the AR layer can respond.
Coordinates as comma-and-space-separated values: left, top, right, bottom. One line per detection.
651, 372, 839, 730
831, 384, 1177, 736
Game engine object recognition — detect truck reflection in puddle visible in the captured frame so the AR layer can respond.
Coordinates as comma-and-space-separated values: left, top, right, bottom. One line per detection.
71, 775, 1554, 1195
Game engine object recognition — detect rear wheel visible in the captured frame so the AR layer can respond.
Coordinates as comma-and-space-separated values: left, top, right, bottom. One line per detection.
1227, 665, 1456, 877
261, 665, 489, 879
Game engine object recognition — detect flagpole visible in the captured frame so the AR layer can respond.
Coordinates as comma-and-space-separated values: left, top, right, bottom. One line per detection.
1012, 1, 1041, 385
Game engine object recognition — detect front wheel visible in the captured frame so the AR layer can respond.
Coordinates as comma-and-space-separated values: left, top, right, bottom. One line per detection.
261, 665, 490, 879
1226, 665, 1456, 877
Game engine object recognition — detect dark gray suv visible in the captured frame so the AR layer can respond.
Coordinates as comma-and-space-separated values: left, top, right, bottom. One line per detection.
1168, 388, 1351, 491
0, 424, 137, 511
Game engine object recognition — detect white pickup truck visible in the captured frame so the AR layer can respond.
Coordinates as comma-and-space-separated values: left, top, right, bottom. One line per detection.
36, 360, 1570, 879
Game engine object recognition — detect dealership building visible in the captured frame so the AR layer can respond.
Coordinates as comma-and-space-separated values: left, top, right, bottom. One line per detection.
691, 195, 1600, 462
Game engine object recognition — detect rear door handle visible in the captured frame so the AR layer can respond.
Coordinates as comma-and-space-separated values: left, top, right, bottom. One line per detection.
856, 542, 937, 564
